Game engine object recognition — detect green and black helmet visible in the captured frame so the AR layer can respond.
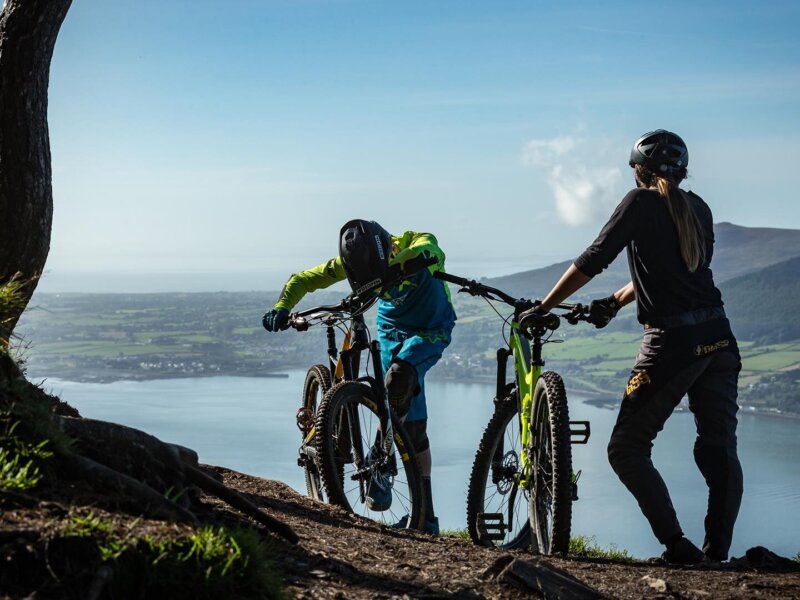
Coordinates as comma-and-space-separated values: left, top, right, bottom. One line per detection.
339, 219, 392, 295
629, 129, 688, 175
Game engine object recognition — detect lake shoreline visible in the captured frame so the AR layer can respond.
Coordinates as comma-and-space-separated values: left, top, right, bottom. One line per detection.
30, 368, 800, 422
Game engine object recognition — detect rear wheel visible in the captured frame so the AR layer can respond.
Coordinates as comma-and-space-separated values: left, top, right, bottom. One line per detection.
299, 365, 330, 501
466, 391, 532, 549
528, 371, 572, 554
315, 381, 425, 529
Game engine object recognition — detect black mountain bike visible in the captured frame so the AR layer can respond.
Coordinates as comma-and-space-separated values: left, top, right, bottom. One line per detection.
287, 257, 437, 529
433, 271, 591, 554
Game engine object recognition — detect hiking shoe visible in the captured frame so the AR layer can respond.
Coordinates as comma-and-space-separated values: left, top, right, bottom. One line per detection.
423, 516, 440, 535
364, 446, 392, 511
365, 471, 392, 511
392, 515, 439, 535
661, 536, 704, 565
392, 514, 410, 529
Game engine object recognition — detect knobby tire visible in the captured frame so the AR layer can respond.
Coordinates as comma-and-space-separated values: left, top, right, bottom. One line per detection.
529, 371, 572, 554
315, 380, 425, 530
466, 389, 533, 549
300, 364, 331, 502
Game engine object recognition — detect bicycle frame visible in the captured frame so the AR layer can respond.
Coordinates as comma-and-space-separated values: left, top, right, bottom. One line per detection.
300, 312, 400, 497
507, 324, 536, 490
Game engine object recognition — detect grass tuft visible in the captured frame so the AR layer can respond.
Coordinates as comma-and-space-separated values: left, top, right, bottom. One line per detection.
59, 514, 286, 599
569, 535, 635, 562
0, 413, 53, 491
440, 528, 470, 540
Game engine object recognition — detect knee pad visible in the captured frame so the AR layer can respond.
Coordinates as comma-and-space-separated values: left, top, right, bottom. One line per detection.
384, 360, 418, 418
404, 419, 429, 453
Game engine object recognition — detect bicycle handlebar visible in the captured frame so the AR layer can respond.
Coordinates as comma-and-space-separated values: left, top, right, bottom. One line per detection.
433, 270, 591, 324
286, 255, 439, 330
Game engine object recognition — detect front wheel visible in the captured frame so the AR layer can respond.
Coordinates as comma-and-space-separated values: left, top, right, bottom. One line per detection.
466, 390, 532, 549
528, 371, 572, 554
315, 381, 425, 529
299, 365, 331, 502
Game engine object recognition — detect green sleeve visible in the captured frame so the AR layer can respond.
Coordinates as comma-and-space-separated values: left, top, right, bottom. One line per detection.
274, 257, 347, 311
390, 231, 446, 273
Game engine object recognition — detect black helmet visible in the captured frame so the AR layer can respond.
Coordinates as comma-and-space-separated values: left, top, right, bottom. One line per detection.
339, 219, 392, 295
629, 129, 688, 174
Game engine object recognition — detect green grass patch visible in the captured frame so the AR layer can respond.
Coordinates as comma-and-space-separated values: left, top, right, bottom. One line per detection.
740, 349, 800, 372
544, 333, 640, 362
569, 535, 634, 562
441, 528, 470, 539
91, 521, 285, 599
0, 410, 55, 491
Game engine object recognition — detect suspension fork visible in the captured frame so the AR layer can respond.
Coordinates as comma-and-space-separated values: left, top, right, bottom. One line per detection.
509, 328, 540, 488
338, 317, 371, 474
491, 348, 512, 468
369, 339, 395, 456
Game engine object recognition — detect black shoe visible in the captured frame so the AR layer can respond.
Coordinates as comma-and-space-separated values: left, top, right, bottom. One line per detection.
662, 536, 704, 565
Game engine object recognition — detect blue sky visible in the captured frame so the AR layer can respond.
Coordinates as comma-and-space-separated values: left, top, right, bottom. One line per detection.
41, 0, 800, 292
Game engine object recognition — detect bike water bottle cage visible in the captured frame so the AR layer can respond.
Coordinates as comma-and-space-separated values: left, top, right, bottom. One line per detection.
629, 129, 688, 175
339, 219, 392, 295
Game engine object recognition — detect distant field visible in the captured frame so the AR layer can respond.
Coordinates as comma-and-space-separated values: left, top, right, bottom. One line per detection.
14, 292, 800, 414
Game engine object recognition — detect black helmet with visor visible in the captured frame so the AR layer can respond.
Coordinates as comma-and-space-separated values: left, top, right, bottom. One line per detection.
339, 219, 392, 296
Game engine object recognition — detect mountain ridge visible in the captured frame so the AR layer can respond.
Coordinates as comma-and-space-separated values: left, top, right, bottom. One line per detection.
480, 222, 800, 299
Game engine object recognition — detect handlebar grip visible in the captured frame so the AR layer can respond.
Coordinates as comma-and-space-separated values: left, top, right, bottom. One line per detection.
400, 254, 438, 276
432, 271, 470, 286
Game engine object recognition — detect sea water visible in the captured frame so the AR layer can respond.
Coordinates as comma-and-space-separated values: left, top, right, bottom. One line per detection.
45, 372, 800, 559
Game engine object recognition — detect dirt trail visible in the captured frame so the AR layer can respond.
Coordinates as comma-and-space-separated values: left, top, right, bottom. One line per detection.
211, 467, 800, 599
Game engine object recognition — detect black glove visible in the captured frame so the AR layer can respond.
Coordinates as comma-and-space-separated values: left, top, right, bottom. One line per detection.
587, 295, 621, 329
518, 301, 548, 330
262, 308, 289, 332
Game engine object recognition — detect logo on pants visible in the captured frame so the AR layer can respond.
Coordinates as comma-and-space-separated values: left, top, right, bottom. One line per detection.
625, 370, 651, 397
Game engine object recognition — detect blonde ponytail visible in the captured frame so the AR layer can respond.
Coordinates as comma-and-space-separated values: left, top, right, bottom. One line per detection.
657, 177, 705, 272
636, 165, 705, 272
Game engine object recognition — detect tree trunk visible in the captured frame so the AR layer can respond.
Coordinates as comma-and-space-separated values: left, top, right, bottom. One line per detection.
0, 0, 72, 347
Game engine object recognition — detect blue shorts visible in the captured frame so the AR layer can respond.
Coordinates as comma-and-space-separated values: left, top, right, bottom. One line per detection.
378, 325, 451, 422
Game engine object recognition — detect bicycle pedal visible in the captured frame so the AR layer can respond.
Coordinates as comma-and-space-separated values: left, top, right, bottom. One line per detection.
569, 420, 591, 444
476, 512, 507, 542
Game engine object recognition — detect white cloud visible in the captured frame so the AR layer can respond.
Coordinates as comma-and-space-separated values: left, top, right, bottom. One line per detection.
522, 135, 623, 227
522, 136, 577, 167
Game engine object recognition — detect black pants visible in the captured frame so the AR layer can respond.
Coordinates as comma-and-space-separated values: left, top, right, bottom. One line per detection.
607, 326, 743, 559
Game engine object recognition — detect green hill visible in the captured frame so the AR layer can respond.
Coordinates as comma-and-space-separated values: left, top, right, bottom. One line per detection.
720, 255, 800, 343
481, 222, 800, 299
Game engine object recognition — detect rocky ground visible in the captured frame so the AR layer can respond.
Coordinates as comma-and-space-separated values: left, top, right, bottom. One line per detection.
2, 461, 799, 599
208, 467, 800, 599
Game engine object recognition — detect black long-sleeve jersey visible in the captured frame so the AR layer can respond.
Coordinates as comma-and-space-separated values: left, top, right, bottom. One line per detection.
574, 187, 723, 325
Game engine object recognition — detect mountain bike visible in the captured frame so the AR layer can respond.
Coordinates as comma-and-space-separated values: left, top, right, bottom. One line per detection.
287, 258, 436, 529
433, 271, 591, 554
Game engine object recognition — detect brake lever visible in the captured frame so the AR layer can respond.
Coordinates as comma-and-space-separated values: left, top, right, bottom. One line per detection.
290, 316, 309, 331
561, 302, 589, 325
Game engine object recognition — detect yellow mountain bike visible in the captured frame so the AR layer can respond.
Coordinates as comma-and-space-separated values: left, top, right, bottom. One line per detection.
287, 258, 436, 529
433, 271, 591, 554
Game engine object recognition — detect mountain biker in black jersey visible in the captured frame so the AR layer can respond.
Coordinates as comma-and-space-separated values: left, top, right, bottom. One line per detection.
263, 219, 456, 534
520, 130, 742, 564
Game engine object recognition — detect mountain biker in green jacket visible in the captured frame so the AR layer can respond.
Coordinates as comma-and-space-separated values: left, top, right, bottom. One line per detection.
263, 219, 456, 534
